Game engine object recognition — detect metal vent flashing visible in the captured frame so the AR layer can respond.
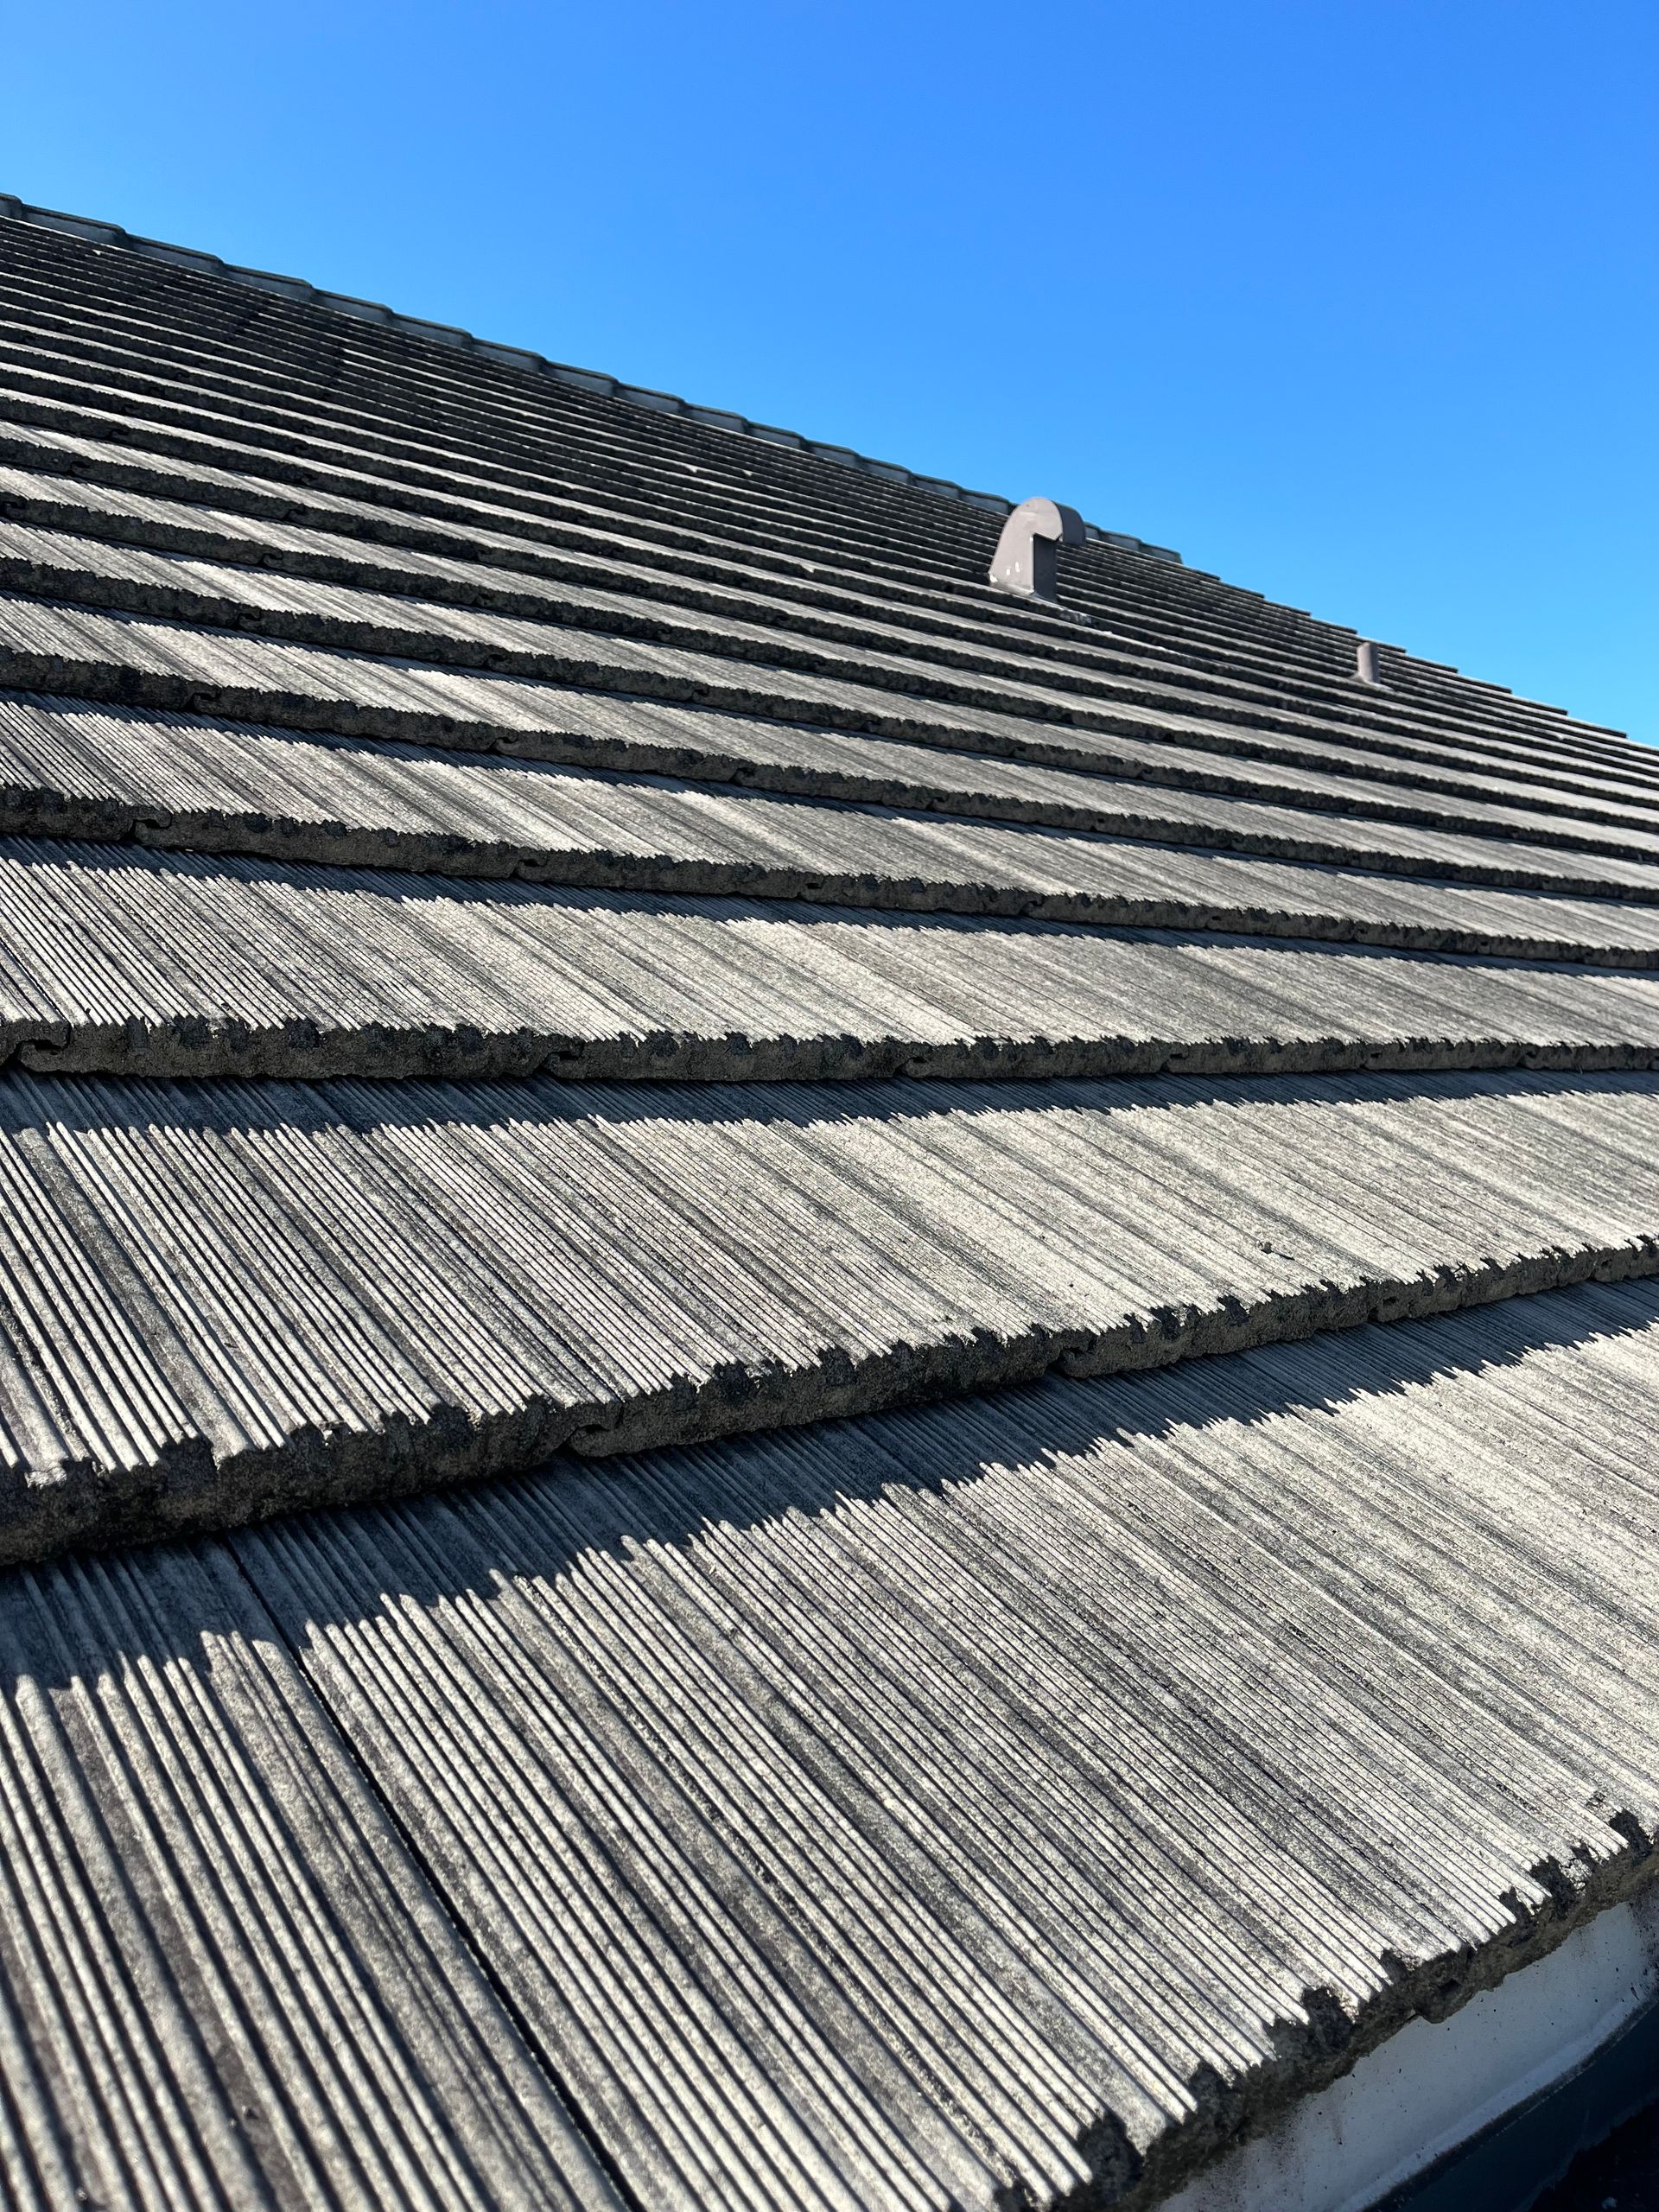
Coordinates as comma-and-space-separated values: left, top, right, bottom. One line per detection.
0, 192, 1181, 564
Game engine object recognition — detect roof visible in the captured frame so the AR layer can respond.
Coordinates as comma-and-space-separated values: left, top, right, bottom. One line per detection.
0, 193, 1184, 556
0, 200, 1654, 2210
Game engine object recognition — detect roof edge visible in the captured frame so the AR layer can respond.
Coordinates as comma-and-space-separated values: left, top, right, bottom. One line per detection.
0, 194, 1182, 564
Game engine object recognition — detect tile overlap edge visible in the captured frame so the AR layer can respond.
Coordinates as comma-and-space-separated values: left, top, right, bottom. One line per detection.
0, 194, 1182, 564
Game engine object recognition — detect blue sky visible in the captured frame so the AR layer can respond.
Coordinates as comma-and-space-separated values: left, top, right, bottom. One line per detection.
5, 0, 1654, 737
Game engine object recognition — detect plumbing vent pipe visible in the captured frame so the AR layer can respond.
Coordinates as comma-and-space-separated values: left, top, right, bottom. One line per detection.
1357, 640, 1383, 685
988, 498, 1086, 601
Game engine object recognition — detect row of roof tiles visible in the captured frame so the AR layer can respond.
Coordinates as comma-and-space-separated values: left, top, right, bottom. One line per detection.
0, 193, 1184, 556
0, 206, 1650, 2212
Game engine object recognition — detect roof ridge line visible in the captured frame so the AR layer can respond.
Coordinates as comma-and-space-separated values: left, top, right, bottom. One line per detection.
0, 193, 1183, 565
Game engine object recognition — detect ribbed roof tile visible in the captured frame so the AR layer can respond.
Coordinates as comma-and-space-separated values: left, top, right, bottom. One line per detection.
0, 200, 1649, 2209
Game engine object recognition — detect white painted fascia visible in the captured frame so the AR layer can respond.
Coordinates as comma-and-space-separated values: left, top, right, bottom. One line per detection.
1166, 1887, 1659, 2212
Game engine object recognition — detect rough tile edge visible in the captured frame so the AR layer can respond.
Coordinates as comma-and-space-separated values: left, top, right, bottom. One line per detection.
0, 194, 1184, 567
1111, 1832, 1659, 2212
1160, 1895, 1659, 2212
17, 1018, 1659, 1089
8, 1224, 1658, 1580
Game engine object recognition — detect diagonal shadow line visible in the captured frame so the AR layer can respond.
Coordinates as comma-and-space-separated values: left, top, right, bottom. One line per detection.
3, 1264, 1649, 1680
0, 1059, 1651, 1142
3, 830, 1649, 978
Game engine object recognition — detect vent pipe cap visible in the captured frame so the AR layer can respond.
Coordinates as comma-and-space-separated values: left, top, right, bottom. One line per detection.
988, 498, 1085, 601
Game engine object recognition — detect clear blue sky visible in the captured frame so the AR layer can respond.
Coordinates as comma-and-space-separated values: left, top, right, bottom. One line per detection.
5, 1, 1654, 738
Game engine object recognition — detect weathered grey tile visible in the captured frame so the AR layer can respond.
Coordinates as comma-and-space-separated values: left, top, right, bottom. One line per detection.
4, 546, 1657, 859
0, 1067, 1653, 1559
1, 207, 1657, 2212
231, 1277, 1659, 2209
3, 455, 1634, 806
12, 692, 1659, 914
7, 838, 1659, 1082
0, 505, 1649, 831
0, 396, 1622, 787
0, 1535, 620, 2210
0, 237, 1637, 788
0, 241, 1633, 775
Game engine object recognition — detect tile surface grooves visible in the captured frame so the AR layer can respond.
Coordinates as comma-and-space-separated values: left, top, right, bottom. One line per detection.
12, 698, 1659, 964
0, 1535, 621, 2209
0, 207, 1656, 2212
10, 596, 1659, 871
2, 515, 1656, 834
81, 1280, 1659, 2209
0, 257, 1626, 760
9, 1272, 1659, 2209
0, 191, 1154, 548
0, 1067, 1651, 1557
0, 403, 1616, 779
8, 837, 1659, 1082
